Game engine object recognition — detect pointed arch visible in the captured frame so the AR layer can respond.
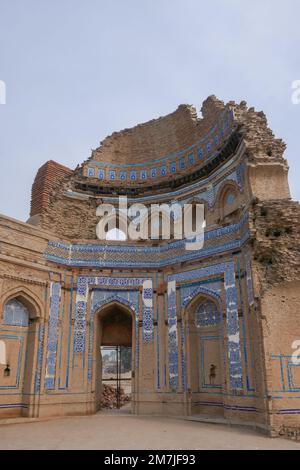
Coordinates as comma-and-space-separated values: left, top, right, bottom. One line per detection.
90, 297, 135, 412
0, 286, 42, 321
182, 286, 223, 313
215, 180, 241, 222
92, 297, 137, 317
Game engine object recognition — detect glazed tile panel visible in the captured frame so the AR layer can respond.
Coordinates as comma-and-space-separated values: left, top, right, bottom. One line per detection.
73, 277, 154, 384
45, 214, 250, 269
168, 262, 243, 390
34, 324, 45, 393
45, 283, 61, 390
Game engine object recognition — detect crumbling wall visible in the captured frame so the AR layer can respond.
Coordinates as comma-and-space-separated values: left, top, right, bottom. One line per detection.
88, 96, 225, 166
250, 199, 300, 435
233, 102, 290, 201
250, 199, 300, 290
29, 160, 72, 223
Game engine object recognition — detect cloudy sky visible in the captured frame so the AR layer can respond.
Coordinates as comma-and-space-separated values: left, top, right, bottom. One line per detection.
0, 0, 299, 221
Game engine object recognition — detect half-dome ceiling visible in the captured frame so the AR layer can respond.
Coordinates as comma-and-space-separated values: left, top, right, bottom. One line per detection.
81, 96, 237, 186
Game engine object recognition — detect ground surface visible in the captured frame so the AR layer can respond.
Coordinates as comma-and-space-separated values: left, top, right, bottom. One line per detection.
0, 413, 299, 450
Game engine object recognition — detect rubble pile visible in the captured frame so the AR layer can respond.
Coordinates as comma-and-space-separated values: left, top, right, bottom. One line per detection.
100, 384, 131, 409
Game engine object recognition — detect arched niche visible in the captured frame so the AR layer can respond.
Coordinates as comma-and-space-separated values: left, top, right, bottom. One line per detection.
184, 294, 225, 416
1, 293, 40, 417
0, 287, 41, 322
215, 182, 242, 224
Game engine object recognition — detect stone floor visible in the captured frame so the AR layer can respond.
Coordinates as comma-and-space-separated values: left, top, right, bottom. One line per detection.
0, 413, 299, 450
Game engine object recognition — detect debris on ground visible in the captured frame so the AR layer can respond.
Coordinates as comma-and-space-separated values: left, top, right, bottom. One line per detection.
100, 384, 131, 409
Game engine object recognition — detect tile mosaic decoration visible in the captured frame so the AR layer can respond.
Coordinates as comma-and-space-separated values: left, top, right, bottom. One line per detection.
197, 148, 204, 160
73, 276, 154, 383
188, 154, 194, 165
109, 170, 116, 180
142, 280, 154, 343
80, 142, 246, 208
195, 300, 222, 328
45, 212, 250, 269
45, 283, 61, 390
160, 166, 167, 177
170, 162, 176, 173
167, 281, 178, 390
168, 262, 244, 390
130, 171, 137, 181
34, 324, 45, 393
179, 158, 185, 170
98, 169, 105, 180
192, 163, 245, 210
180, 282, 223, 309
87, 167, 95, 177
3, 299, 29, 327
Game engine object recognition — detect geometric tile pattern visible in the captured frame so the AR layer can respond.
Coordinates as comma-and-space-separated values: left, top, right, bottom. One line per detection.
45, 214, 250, 269
168, 262, 244, 390
74, 276, 154, 360
191, 164, 244, 210
34, 323, 45, 393
45, 283, 61, 390
142, 280, 154, 343
167, 281, 178, 390
180, 282, 223, 309
195, 300, 222, 328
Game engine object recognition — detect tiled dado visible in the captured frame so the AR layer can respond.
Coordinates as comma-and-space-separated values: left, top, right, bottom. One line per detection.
84, 107, 235, 183
167, 262, 243, 391
45, 213, 250, 269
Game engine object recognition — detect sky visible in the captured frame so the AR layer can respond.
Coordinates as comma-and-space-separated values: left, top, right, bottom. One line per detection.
0, 0, 299, 221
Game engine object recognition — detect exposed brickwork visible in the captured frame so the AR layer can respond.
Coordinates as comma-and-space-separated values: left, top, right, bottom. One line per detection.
250, 199, 300, 292
30, 160, 72, 218
89, 96, 225, 166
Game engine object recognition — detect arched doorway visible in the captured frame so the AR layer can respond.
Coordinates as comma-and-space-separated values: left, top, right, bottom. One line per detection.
93, 302, 134, 413
1, 294, 40, 417
185, 295, 225, 417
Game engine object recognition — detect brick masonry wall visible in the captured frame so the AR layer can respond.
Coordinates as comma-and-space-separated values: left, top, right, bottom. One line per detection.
30, 160, 72, 218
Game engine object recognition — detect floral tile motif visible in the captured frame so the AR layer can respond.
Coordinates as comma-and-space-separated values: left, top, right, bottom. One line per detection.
45, 283, 61, 390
